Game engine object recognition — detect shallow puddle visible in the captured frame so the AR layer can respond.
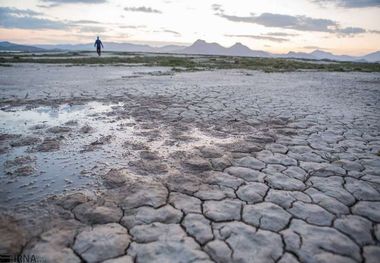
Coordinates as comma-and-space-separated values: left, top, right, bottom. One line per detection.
0, 101, 239, 207
0, 102, 130, 207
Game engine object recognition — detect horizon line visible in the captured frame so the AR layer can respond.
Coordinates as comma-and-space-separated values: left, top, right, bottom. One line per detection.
1, 39, 379, 57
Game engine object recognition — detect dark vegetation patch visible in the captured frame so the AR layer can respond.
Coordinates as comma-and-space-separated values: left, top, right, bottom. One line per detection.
1, 52, 380, 72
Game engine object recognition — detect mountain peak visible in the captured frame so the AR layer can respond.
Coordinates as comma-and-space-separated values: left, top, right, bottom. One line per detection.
231, 42, 244, 47
311, 49, 332, 55
193, 39, 207, 44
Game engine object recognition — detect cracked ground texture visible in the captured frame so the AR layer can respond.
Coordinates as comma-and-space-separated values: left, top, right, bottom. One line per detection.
1, 64, 380, 263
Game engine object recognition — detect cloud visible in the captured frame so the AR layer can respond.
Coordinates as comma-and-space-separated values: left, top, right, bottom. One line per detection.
77, 26, 107, 33
124, 6, 162, 14
225, 34, 289, 43
163, 29, 181, 36
303, 45, 329, 50
312, 0, 380, 8
40, 0, 106, 4
39, 0, 106, 8
214, 8, 368, 36
211, 4, 223, 12
216, 12, 338, 32
119, 25, 146, 29
71, 20, 101, 24
266, 32, 299, 37
0, 7, 68, 29
336, 26, 366, 36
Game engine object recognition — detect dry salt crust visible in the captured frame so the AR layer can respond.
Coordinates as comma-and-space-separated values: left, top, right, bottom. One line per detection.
0, 63, 380, 263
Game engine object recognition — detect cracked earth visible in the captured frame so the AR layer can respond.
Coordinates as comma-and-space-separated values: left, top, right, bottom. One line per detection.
1, 64, 380, 263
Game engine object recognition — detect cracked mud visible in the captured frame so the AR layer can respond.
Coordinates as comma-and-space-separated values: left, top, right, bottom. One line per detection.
1, 64, 380, 263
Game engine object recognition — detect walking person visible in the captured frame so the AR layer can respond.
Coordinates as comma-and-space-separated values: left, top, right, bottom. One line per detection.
94, 36, 104, 56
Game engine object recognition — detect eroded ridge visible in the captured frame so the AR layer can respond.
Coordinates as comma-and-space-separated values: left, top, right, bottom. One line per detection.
0, 66, 380, 262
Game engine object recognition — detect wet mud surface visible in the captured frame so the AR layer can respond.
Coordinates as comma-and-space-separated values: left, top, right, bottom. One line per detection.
1, 64, 380, 262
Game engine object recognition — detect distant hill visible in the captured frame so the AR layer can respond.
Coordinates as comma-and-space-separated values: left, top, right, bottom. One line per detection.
181, 39, 271, 57
277, 51, 316, 60
179, 40, 378, 62
361, 51, 380, 63
0, 41, 46, 52
1, 40, 379, 63
181, 39, 227, 55
36, 42, 185, 53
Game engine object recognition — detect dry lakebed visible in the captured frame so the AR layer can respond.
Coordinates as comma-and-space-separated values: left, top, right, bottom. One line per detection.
0, 58, 380, 263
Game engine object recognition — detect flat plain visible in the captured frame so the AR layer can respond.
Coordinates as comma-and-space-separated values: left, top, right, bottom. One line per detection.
1, 53, 380, 263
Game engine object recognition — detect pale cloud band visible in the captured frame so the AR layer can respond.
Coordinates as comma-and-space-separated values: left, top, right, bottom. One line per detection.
225, 34, 290, 43
0, 7, 67, 29
213, 6, 374, 37
124, 6, 162, 14
312, 0, 380, 8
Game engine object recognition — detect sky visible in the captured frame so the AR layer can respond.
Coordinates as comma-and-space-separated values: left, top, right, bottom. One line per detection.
0, 0, 379, 55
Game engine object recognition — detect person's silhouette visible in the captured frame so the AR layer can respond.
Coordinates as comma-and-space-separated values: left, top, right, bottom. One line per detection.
94, 36, 104, 56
